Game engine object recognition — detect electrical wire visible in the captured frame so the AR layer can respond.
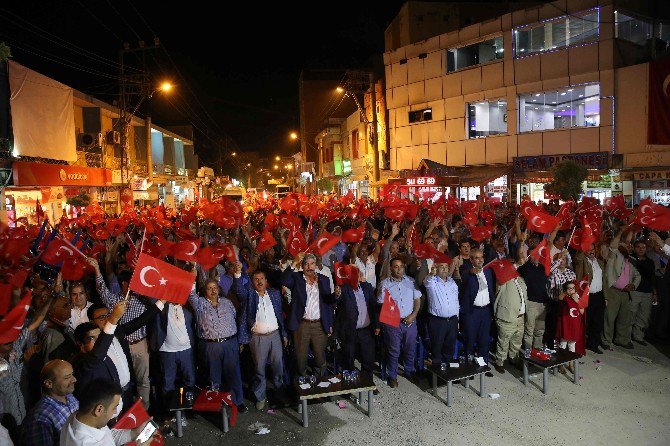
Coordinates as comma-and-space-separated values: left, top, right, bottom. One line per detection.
73, 0, 123, 42
123, 0, 157, 38
103, 0, 142, 41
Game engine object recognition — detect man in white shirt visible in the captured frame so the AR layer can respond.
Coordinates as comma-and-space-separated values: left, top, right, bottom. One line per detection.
68, 283, 93, 330
575, 247, 606, 354
354, 243, 378, 290
60, 378, 155, 446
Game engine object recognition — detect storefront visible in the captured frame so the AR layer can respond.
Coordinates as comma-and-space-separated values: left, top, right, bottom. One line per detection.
622, 169, 670, 205
513, 152, 610, 203
8, 161, 112, 224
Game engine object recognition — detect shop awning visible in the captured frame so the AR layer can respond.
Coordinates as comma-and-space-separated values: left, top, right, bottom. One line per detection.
449, 165, 512, 187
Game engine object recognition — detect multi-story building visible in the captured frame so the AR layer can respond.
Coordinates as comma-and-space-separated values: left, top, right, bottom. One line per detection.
0, 60, 198, 224
384, 0, 670, 204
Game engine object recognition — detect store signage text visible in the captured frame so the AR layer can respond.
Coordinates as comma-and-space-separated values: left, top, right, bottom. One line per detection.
513, 152, 608, 172
406, 177, 436, 186
634, 171, 670, 181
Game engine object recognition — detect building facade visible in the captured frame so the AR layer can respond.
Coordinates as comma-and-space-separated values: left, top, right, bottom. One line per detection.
384, 0, 670, 204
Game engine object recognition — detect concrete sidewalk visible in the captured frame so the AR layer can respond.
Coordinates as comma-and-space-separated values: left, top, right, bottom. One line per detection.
168, 342, 670, 446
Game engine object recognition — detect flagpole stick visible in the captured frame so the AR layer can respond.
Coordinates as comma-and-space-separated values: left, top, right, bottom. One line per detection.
60, 236, 88, 259
566, 227, 577, 251
138, 227, 147, 257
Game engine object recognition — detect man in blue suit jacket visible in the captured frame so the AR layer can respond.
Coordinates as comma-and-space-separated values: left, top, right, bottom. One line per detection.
281, 253, 336, 376
334, 274, 378, 381
459, 248, 496, 364
235, 264, 288, 410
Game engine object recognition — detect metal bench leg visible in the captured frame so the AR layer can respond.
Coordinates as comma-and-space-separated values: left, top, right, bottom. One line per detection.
175, 410, 183, 438
447, 381, 453, 407
301, 400, 308, 427
523, 361, 529, 385
551, 366, 557, 376
479, 373, 485, 397
222, 405, 229, 433
432, 373, 437, 395
367, 390, 373, 416
573, 360, 579, 384
543, 368, 549, 394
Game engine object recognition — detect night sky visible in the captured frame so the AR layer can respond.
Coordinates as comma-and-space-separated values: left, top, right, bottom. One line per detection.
1, 0, 415, 171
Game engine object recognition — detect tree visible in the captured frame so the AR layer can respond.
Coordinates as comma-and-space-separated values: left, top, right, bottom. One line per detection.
544, 160, 588, 201
66, 192, 91, 208
317, 177, 333, 193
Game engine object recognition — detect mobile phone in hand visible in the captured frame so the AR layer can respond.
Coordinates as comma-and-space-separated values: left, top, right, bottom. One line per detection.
135, 420, 159, 443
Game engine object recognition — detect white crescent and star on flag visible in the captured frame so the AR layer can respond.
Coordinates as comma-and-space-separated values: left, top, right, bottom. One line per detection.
139, 266, 167, 288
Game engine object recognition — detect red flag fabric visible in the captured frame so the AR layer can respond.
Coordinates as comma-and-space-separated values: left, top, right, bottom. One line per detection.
577, 276, 590, 309
279, 195, 299, 213
634, 198, 670, 231
40, 239, 76, 266
191, 390, 238, 427
220, 197, 244, 220
529, 239, 552, 275
379, 288, 400, 327
526, 208, 561, 234
485, 259, 519, 284
413, 242, 452, 264
0, 291, 32, 344
169, 240, 200, 263
520, 199, 540, 220
6, 268, 29, 289
341, 226, 365, 243
0, 283, 11, 316
648, 56, 670, 144
195, 246, 224, 270
113, 399, 151, 429
278, 214, 302, 231
212, 215, 239, 229
556, 200, 576, 230
334, 262, 359, 288
384, 207, 406, 222
264, 213, 279, 232
470, 225, 495, 243
286, 230, 308, 258
462, 200, 479, 213
129, 253, 195, 304
61, 257, 92, 281
36, 199, 44, 218
297, 202, 318, 219
569, 226, 596, 252
256, 231, 277, 253
211, 244, 238, 263
604, 195, 630, 219
461, 211, 478, 227
0, 237, 31, 265
307, 232, 341, 257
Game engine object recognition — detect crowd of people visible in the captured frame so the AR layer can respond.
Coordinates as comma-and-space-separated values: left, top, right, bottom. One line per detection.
1, 189, 670, 445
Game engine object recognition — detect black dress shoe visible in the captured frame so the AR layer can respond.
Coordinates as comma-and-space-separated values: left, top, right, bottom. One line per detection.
493, 364, 506, 374
633, 339, 648, 346
485, 371, 494, 378
587, 346, 604, 354
237, 403, 249, 414
614, 341, 634, 349
387, 378, 398, 388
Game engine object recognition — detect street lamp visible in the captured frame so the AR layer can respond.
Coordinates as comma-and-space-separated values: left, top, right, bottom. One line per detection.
275, 155, 281, 161
289, 132, 298, 141
274, 165, 279, 169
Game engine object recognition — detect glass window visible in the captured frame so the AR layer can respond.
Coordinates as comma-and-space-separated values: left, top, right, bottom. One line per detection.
447, 36, 503, 72
409, 108, 432, 123
518, 84, 600, 132
466, 99, 507, 138
615, 11, 652, 45
514, 9, 599, 57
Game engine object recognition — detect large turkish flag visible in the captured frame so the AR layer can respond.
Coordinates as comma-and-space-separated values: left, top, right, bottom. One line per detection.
648, 57, 670, 145
129, 253, 195, 304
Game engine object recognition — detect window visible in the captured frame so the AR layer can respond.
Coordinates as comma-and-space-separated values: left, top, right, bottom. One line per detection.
514, 9, 599, 57
447, 36, 503, 72
615, 11, 652, 45
518, 84, 600, 132
467, 100, 507, 139
351, 129, 359, 159
408, 108, 432, 123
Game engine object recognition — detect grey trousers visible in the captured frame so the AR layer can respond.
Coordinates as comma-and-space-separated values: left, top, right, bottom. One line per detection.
129, 338, 151, 406
602, 287, 632, 346
495, 316, 524, 366
294, 321, 328, 376
629, 291, 652, 342
523, 301, 546, 350
249, 331, 284, 402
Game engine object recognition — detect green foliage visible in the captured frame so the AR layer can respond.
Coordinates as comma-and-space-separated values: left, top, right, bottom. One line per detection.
317, 177, 333, 192
0, 42, 11, 62
544, 160, 588, 201
66, 192, 91, 208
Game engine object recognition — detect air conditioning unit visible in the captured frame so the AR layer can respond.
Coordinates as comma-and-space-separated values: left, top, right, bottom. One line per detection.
77, 132, 103, 149
106, 131, 121, 145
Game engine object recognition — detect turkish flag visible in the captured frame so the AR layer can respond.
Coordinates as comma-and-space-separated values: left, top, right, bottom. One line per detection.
577, 276, 590, 309
334, 262, 359, 288
0, 291, 32, 344
286, 230, 308, 257
213, 215, 239, 229
279, 214, 302, 231
485, 258, 519, 284
379, 288, 400, 327
192, 390, 238, 427
403, 204, 420, 221
298, 202, 318, 219
256, 231, 277, 253
462, 211, 478, 227
6, 268, 29, 289
634, 198, 670, 231
113, 398, 150, 429
341, 226, 365, 243
414, 242, 452, 264
211, 244, 238, 263
264, 213, 279, 232
604, 195, 630, 220
384, 207, 406, 221
129, 253, 195, 304
529, 238, 552, 275
221, 197, 244, 219
520, 199, 540, 220
648, 56, 670, 144
40, 239, 76, 266
93, 228, 111, 241
307, 231, 341, 257
169, 240, 200, 263
195, 246, 223, 270
279, 195, 299, 213
61, 257, 92, 281
569, 226, 596, 252
526, 208, 561, 234
470, 225, 495, 243
556, 200, 576, 230
462, 200, 479, 213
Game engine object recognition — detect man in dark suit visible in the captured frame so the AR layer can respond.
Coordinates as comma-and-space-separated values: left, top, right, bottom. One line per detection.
235, 264, 288, 410
334, 269, 378, 381
459, 248, 496, 365
73, 299, 162, 410
281, 252, 336, 376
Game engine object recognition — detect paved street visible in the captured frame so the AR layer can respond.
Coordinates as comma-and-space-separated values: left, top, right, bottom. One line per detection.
166, 341, 670, 446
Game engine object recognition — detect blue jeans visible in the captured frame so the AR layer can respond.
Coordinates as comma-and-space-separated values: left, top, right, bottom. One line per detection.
383, 321, 417, 379
205, 338, 244, 406
159, 349, 195, 393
